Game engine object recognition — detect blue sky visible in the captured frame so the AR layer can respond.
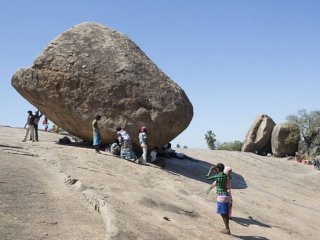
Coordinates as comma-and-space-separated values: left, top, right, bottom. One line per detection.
1, 1, 319, 148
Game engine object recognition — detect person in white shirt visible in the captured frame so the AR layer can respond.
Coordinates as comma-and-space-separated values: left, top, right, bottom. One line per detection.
138, 126, 147, 165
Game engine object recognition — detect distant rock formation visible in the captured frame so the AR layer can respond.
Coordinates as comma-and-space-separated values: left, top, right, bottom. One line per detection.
12, 22, 193, 150
241, 114, 276, 154
271, 123, 299, 157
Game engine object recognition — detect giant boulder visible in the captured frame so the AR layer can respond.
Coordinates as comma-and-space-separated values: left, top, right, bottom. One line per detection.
271, 123, 299, 157
241, 114, 276, 154
12, 22, 193, 150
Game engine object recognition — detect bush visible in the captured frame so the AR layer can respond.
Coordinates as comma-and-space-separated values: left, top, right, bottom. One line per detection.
217, 140, 243, 151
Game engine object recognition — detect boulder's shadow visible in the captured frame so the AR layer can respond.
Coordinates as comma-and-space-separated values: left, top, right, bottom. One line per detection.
163, 154, 247, 189
55, 140, 247, 189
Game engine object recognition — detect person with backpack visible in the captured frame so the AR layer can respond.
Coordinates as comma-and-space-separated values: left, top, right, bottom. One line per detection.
22, 110, 35, 142
138, 126, 147, 165
116, 127, 136, 160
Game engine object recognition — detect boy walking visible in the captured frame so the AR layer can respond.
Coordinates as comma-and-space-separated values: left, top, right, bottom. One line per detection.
206, 163, 231, 235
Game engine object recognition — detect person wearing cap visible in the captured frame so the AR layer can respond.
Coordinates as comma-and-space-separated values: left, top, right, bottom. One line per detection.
138, 126, 148, 165
92, 115, 102, 153
22, 110, 35, 142
206, 163, 231, 235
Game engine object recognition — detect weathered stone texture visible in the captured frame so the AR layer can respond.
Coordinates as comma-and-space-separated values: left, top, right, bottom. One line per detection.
271, 123, 299, 157
12, 22, 193, 149
241, 114, 276, 154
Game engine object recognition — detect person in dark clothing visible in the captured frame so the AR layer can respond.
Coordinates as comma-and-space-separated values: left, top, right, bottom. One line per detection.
23, 111, 35, 142
33, 110, 43, 142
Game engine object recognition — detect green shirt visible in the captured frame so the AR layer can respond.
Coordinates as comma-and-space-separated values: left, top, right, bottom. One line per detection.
208, 172, 228, 195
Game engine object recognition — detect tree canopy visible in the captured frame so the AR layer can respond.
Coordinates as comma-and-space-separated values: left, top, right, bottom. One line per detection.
205, 130, 216, 150
286, 109, 320, 155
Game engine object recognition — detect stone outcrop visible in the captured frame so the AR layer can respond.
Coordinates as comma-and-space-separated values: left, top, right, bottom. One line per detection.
12, 22, 193, 150
271, 123, 299, 157
241, 114, 276, 154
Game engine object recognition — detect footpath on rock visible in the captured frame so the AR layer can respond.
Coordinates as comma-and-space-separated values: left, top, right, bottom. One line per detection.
0, 126, 319, 240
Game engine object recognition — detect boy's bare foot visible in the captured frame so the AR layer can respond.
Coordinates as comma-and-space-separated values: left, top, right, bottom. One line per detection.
220, 229, 230, 235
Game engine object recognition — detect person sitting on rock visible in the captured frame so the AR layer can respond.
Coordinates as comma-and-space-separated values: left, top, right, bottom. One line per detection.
109, 139, 120, 156
150, 147, 166, 168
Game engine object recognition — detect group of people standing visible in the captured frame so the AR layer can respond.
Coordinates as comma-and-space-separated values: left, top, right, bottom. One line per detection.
22, 110, 48, 142
91, 115, 150, 165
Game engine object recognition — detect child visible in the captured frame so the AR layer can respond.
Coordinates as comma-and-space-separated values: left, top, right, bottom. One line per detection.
206, 163, 231, 235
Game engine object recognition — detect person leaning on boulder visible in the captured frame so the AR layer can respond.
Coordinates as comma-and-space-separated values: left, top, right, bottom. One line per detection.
33, 110, 43, 142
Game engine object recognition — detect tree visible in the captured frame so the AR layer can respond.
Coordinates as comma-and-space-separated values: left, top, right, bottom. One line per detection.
286, 109, 320, 155
176, 144, 180, 148
217, 140, 243, 151
205, 130, 216, 150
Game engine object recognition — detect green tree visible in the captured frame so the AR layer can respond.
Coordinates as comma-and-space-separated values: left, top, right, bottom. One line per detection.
286, 109, 320, 155
217, 140, 243, 151
205, 130, 216, 150
176, 144, 180, 148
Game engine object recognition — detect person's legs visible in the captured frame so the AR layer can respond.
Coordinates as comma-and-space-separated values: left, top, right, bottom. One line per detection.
29, 125, 35, 141
140, 143, 147, 164
34, 124, 38, 141
221, 214, 230, 234
95, 144, 101, 153
217, 200, 230, 235
23, 125, 30, 142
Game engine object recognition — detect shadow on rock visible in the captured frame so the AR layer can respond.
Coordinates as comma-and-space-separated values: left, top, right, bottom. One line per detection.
232, 236, 270, 240
231, 216, 271, 228
164, 155, 247, 189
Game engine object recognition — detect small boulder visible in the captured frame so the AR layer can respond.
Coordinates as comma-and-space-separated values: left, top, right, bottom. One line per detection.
271, 123, 300, 157
241, 114, 276, 154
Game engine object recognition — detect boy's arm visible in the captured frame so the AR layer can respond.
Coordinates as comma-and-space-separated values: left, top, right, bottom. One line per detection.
205, 181, 216, 194
206, 165, 216, 177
